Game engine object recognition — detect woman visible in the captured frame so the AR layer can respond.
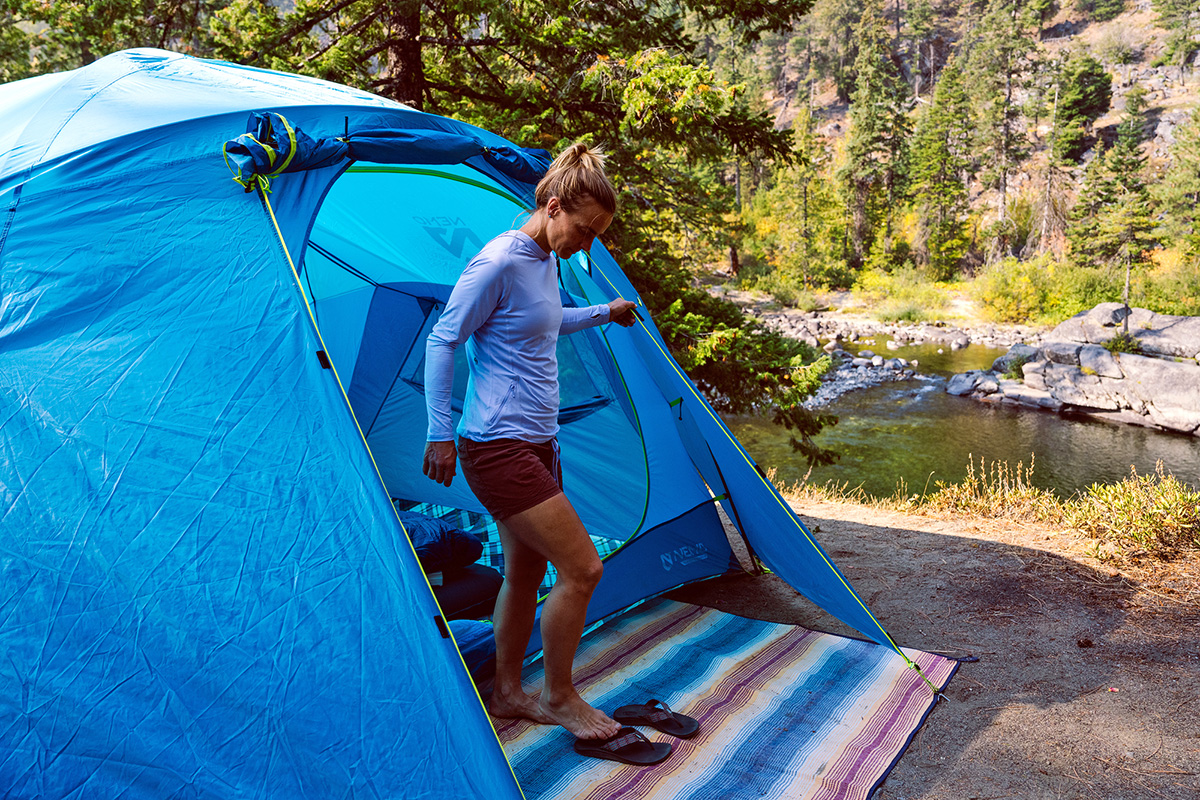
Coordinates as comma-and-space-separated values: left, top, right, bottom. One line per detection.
422, 143, 637, 740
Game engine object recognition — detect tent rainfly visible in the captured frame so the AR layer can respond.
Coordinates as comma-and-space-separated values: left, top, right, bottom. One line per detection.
0, 49, 929, 798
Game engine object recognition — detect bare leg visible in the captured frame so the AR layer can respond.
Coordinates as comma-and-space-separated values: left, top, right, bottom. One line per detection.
488, 521, 554, 724
499, 493, 620, 740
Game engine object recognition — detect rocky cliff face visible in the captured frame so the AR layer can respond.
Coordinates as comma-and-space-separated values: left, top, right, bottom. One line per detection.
947, 303, 1200, 436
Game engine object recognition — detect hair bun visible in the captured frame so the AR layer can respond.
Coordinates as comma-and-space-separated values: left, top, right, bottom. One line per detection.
570, 141, 598, 165
534, 141, 616, 214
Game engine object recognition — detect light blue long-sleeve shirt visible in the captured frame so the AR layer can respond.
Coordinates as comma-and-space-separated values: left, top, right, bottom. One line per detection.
424, 230, 611, 443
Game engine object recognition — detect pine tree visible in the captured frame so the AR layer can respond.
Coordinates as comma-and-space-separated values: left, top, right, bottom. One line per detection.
1153, 105, 1200, 253
1068, 143, 1116, 263
910, 54, 972, 279
1053, 52, 1113, 162
1105, 102, 1157, 300
1028, 0, 1057, 39
808, 0, 865, 102
1152, 0, 1200, 65
963, 0, 1037, 239
744, 108, 849, 289
1068, 94, 1157, 276
907, 0, 936, 97
840, 0, 911, 270
1077, 0, 1126, 23
2, 0, 228, 76
1107, 87, 1148, 196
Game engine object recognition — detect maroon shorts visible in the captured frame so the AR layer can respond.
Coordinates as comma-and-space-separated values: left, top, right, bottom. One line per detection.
457, 437, 564, 521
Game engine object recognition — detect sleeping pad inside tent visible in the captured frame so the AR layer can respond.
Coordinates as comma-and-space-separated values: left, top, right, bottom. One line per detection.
0, 49, 956, 799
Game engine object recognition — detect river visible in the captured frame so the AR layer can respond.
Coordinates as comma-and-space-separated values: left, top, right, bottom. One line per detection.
728, 340, 1200, 499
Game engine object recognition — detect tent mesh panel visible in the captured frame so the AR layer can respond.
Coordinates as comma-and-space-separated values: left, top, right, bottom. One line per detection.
393, 499, 624, 595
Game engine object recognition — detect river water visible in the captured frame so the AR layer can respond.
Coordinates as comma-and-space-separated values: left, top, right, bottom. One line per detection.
729, 340, 1200, 499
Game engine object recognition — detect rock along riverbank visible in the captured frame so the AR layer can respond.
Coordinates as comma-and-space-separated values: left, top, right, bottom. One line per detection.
948, 303, 1200, 437
712, 287, 1045, 409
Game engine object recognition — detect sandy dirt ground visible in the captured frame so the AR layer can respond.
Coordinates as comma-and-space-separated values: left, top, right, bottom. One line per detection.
667, 500, 1200, 800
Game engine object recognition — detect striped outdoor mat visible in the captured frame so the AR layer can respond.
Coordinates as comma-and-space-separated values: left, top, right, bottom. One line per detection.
495, 598, 958, 800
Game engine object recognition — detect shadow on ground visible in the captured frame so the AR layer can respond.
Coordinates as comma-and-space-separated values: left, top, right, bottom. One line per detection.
666, 510, 1200, 799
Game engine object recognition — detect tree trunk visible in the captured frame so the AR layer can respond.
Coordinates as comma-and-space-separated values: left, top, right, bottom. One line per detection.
999, 63, 1012, 224
734, 158, 742, 210
851, 180, 869, 269
383, 1, 425, 109
1123, 252, 1131, 334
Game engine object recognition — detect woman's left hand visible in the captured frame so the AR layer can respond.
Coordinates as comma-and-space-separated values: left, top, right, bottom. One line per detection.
608, 298, 640, 327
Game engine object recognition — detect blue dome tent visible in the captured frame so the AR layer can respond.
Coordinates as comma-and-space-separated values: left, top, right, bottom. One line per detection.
0, 50, 926, 797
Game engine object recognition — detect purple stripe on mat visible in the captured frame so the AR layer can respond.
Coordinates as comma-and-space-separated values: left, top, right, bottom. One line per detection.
812, 654, 956, 799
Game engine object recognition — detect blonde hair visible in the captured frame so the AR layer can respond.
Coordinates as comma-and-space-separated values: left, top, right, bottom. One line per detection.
534, 142, 617, 215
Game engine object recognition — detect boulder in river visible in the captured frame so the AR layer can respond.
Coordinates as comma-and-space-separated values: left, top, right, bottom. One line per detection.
947, 371, 981, 396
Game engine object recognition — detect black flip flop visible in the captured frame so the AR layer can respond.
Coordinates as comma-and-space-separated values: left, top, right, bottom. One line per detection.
573, 726, 672, 765
612, 699, 700, 739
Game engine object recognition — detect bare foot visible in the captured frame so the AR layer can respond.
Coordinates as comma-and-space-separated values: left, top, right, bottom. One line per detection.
539, 691, 620, 740
489, 689, 555, 724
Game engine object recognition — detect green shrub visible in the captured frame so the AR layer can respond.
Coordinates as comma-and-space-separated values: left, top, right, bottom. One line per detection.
852, 267, 948, 321
1075, 0, 1125, 22
1064, 463, 1200, 554
973, 254, 1057, 322
786, 456, 1200, 560
1004, 353, 1035, 380
1138, 250, 1200, 316
877, 301, 928, 322
749, 272, 820, 311
864, 237, 915, 275
1045, 261, 1123, 319
735, 258, 821, 310
1152, 39, 1200, 68
1103, 330, 1140, 353
1095, 28, 1139, 64
973, 254, 1139, 324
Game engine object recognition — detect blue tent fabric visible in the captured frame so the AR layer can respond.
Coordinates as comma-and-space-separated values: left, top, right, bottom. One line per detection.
1, 48, 909, 798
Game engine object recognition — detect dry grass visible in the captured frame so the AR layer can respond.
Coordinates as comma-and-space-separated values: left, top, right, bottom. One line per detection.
781, 455, 1200, 561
